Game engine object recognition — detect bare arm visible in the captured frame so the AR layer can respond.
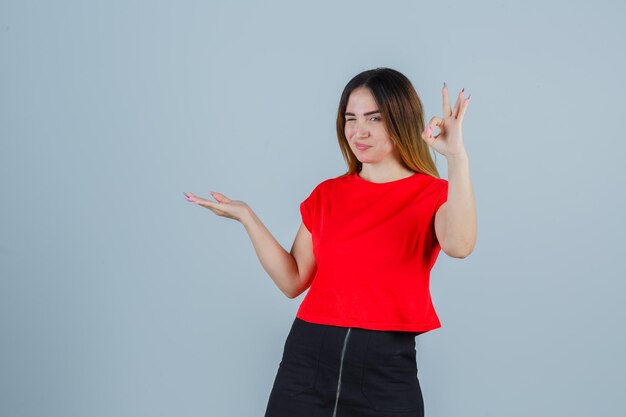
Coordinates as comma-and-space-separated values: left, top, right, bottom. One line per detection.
184, 191, 316, 298
241, 210, 316, 298
423, 82, 477, 258
434, 152, 477, 258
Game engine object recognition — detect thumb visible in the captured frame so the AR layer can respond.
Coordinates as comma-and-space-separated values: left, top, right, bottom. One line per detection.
421, 126, 435, 146
211, 191, 230, 203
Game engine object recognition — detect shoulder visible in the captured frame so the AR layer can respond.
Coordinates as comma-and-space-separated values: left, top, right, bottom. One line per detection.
416, 174, 447, 204
308, 173, 352, 194
424, 174, 448, 190
407, 171, 447, 189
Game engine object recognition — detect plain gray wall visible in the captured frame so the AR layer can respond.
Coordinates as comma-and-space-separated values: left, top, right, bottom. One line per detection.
1, 0, 625, 416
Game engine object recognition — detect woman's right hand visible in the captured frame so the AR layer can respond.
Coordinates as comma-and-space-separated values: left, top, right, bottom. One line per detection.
184, 191, 251, 223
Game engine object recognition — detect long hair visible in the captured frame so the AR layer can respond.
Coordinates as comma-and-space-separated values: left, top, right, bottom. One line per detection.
335, 67, 441, 179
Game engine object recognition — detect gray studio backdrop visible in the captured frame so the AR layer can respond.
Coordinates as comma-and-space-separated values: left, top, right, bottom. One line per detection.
1, 0, 625, 416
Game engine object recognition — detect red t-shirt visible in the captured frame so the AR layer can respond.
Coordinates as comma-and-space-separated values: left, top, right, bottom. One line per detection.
295, 170, 448, 333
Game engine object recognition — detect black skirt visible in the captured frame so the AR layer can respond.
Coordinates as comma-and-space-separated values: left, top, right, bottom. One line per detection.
264, 316, 425, 417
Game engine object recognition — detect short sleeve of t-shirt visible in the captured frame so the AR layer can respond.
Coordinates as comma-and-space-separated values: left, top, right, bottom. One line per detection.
299, 183, 322, 233
431, 179, 448, 247
433, 179, 449, 214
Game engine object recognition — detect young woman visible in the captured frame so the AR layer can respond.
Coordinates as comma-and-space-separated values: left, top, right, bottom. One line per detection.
184, 67, 477, 417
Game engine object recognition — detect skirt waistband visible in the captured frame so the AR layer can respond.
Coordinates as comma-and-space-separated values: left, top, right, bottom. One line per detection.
286, 317, 419, 370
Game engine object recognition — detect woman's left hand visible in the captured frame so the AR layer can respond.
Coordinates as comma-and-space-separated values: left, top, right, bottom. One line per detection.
421, 82, 471, 158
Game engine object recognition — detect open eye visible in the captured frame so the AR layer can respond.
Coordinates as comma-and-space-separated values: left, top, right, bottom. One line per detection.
370, 116, 380, 121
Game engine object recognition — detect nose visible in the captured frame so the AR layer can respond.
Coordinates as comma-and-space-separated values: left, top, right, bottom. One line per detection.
354, 123, 369, 138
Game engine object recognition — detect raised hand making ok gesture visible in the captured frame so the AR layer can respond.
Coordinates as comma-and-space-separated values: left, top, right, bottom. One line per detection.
421, 82, 471, 158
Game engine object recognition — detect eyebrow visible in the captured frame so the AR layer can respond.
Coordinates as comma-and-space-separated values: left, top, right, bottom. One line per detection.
344, 109, 381, 117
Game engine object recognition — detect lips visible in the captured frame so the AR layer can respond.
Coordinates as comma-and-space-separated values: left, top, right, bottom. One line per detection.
355, 142, 372, 151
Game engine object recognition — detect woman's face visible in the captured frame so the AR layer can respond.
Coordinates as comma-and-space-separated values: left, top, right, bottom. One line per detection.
344, 87, 398, 165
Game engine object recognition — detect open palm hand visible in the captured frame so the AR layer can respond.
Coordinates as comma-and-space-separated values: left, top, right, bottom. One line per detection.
184, 191, 250, 223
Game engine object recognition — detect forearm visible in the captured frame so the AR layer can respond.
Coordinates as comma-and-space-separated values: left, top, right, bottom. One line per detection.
445, 150, 477, 257
240, 208, 300, 298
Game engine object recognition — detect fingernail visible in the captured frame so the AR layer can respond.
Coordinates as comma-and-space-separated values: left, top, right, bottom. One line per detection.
443, 81, 447, 89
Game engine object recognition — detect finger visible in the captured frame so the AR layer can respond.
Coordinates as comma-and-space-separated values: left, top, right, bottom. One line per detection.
421, 127, 435, 146
184, 192, 198, 203
442, 82, 452, 117
427, 116, 444, 132
184, 192, 217, 208
422, 118, 433, 138
458, 94, 471, 123
453, 88, 464, 118
422, 117, 443, 138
